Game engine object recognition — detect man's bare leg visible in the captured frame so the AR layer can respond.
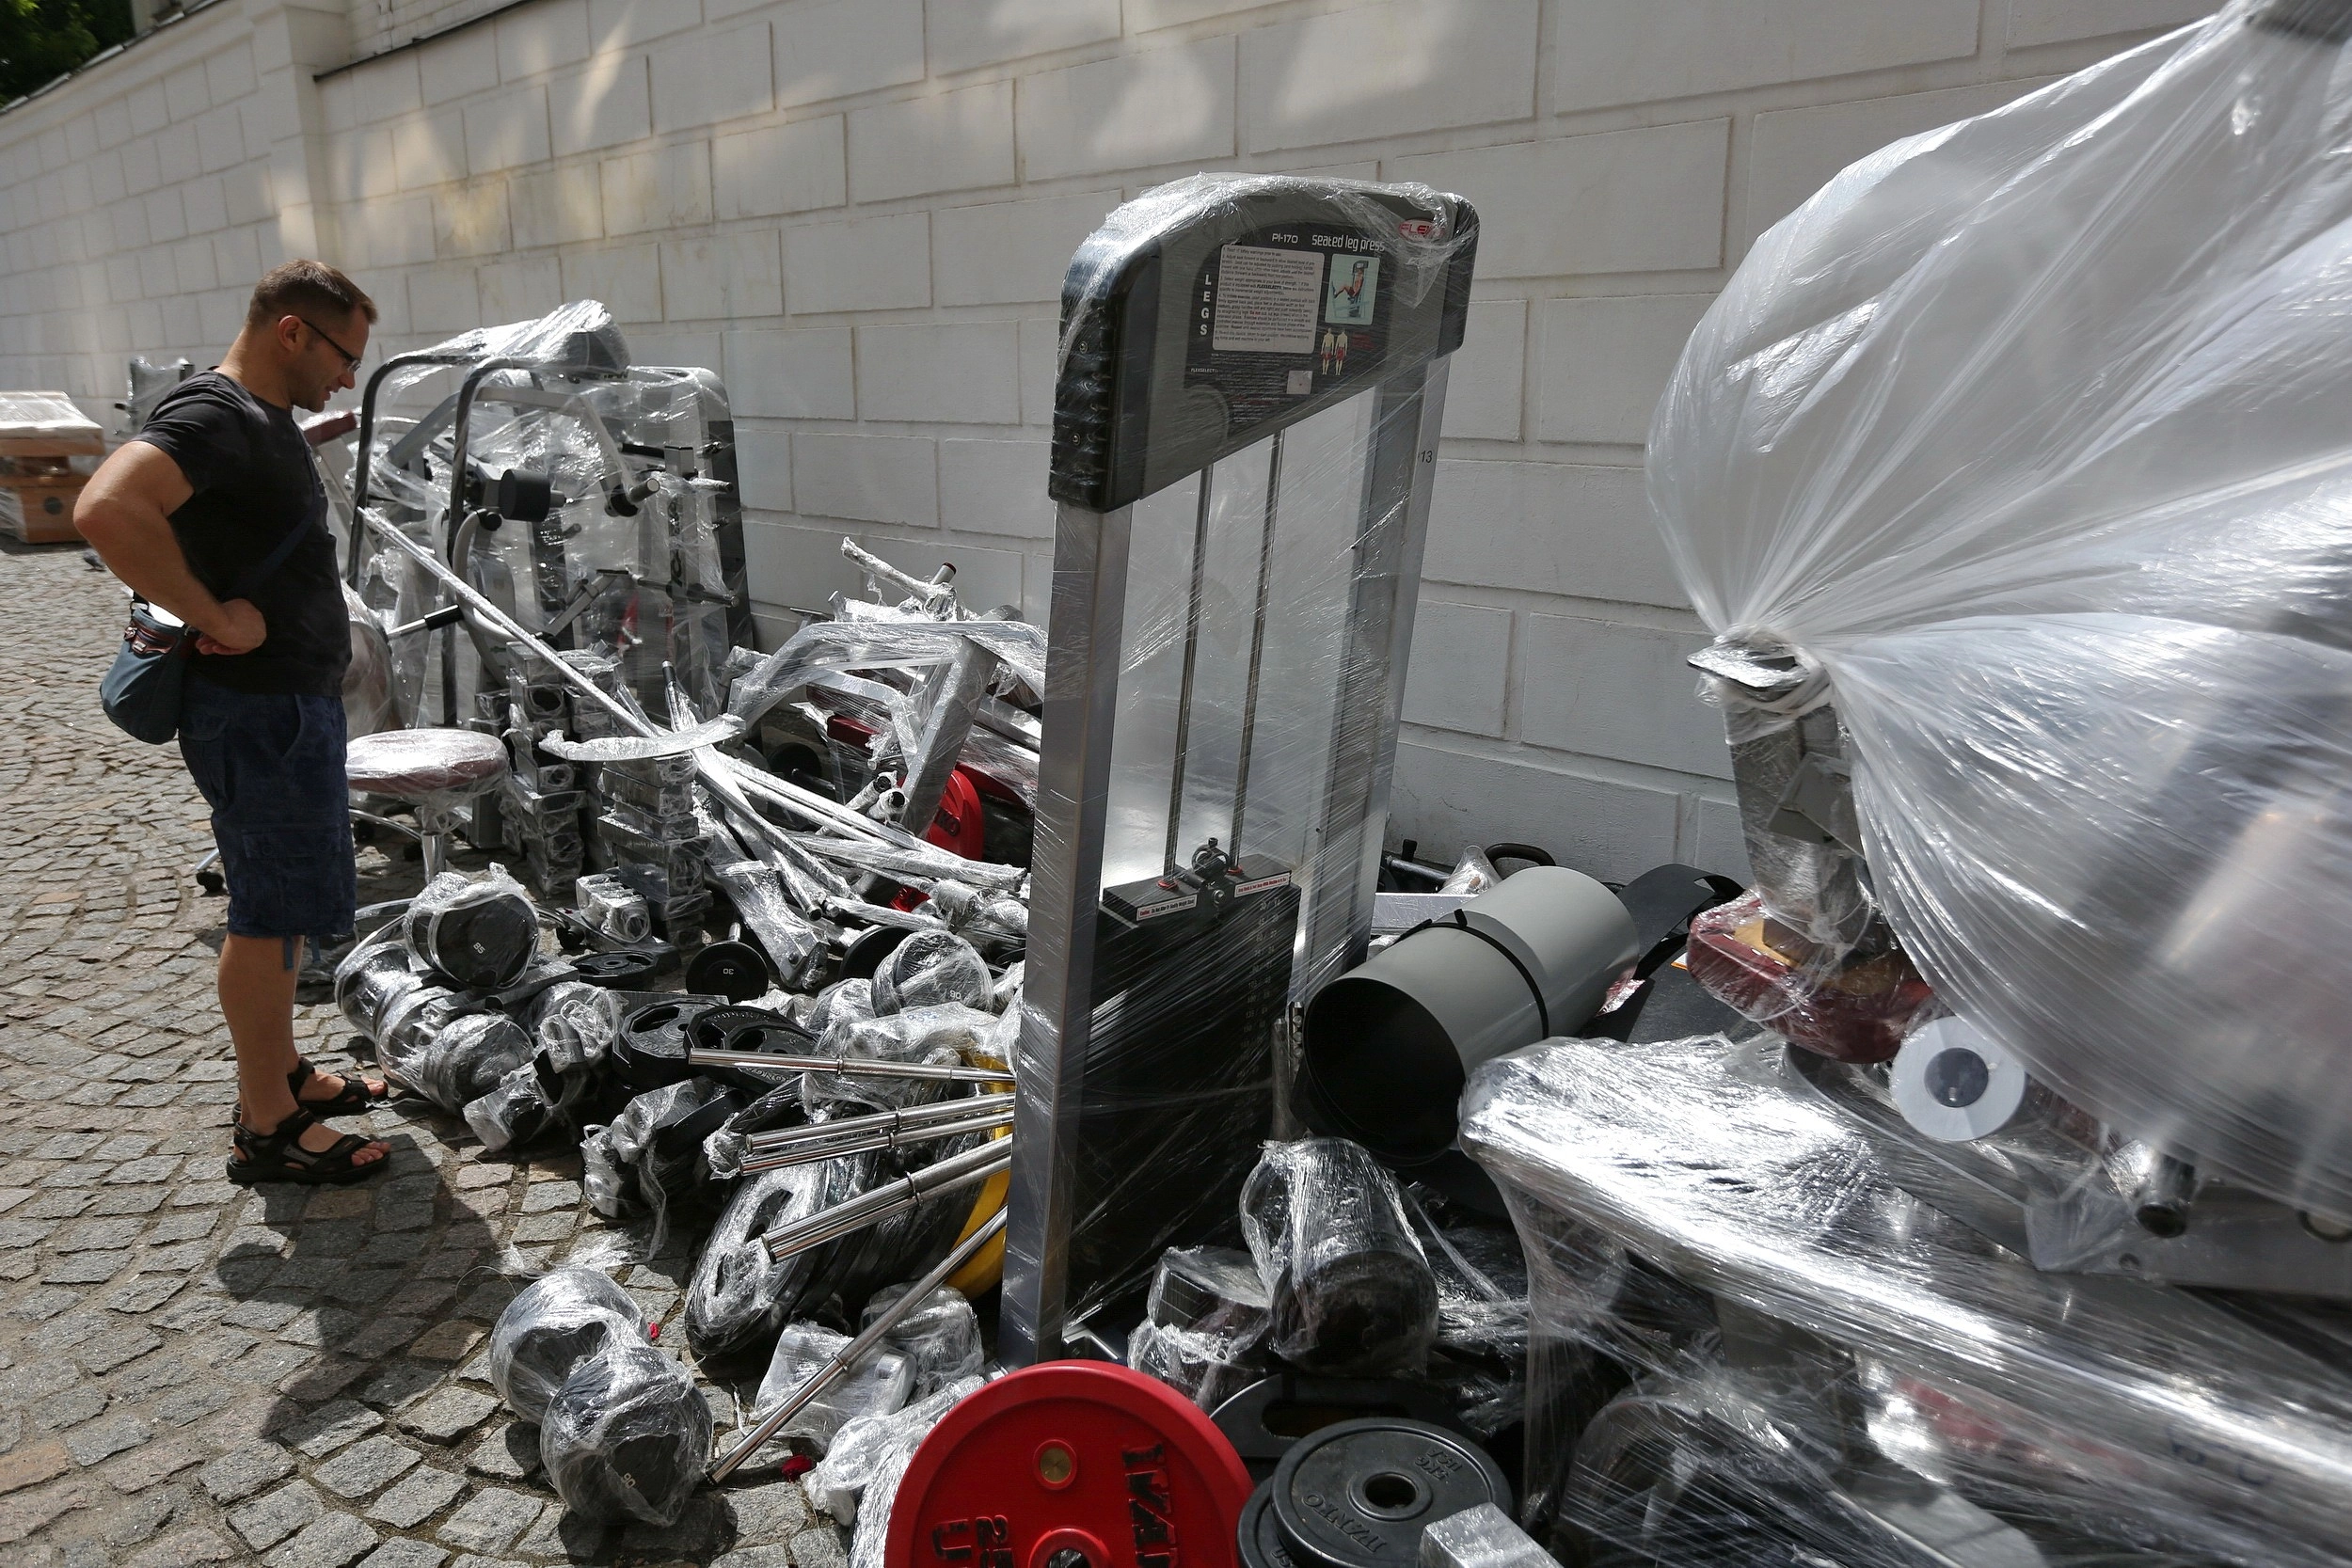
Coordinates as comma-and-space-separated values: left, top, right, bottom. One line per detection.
221, 933, 387, 1164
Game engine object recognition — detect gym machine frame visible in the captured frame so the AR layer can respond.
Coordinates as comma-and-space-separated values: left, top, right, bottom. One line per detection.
1003, 177, 1479, 1364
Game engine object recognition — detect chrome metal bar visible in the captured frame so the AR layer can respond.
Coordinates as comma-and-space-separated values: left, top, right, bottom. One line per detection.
743, 1095, 1015, 1151
739, 1105, 1013, 1172
743, 1100, 1011, 1161
707, 1205, 1007, 1483
685, 1047, 1015, 1086
1230, 430, 1283, 861
1164, 466, 1216, 876
759, 1139, 1011, 1261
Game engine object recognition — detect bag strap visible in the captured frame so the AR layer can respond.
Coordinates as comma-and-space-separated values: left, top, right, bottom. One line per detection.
230, 514, 313, 601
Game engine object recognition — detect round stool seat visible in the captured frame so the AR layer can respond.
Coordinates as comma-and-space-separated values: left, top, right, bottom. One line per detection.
346, 728, 511, 802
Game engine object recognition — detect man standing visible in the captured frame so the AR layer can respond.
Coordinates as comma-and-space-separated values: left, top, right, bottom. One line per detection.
76, 261, 392, 1185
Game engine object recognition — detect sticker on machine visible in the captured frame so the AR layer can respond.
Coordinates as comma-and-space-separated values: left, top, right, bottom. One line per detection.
1212, 245, 1324, 355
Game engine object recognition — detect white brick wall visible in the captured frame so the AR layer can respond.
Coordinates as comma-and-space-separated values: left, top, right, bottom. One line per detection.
0, 0, 2226, 884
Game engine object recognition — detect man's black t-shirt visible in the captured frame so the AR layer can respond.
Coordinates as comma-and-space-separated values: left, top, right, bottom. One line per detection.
133, 371, 349, 698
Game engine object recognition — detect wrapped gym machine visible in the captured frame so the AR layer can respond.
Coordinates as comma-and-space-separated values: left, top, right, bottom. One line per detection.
1457, 2, 2352, 1562
1001, 174, 1479, 1361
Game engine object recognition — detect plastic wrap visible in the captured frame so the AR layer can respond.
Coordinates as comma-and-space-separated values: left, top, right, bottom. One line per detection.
540, 1338, 712, 1526
806, 1005, 1001, 1113
1460, 1032, 2352, 1564
747, 1323, 914, 1452
574, 873, 651, 945
805, 1374, 986, 1541
1651, 1, 2352, 1212
355, 298, 747, 724
792, 978, 876, 1037
682, 1161, 841, 1365
1127, 1245, 1271, 1410
1241, 1138, 1439, 1376
462, 1059, 562, 1154
704, 858, 825, 987
869, 930, 992, 1016
859, 1284, 983, 1399
1419, 1503, 1552, 1568
532, 980, 621, 1071
488, 1267, 646, 1422
342, 728, 508, 803
383, 1009, 533, 1114
404, 866, 540, 992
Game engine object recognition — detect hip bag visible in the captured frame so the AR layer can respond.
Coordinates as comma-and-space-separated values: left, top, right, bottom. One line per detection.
101, 520, 310, 745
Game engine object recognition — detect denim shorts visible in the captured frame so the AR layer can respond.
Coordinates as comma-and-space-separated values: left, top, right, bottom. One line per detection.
178, 678, 356, 941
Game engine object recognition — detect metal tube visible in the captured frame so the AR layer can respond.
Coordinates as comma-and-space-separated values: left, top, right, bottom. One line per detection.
1164, 466, 1216, 875
1231, 430, 1283, 860
684, 1046, 1015, 1086
707, 1206, 1007, 1484
743, 1095, 1015, 1151
739, 1105, 1014, 1172
759, 1138, 1012, 1261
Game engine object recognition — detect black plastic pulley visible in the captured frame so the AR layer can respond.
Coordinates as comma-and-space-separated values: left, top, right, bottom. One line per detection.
684, 939, 773, 1005
566, 949, 670, 990
496, 467, 554, 524
610, 1000, 707, 1093
1211, 1371, 1469, 1484
1269, 1418, 1510, 1568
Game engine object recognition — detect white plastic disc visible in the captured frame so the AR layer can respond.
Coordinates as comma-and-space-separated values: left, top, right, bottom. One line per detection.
1891, 1016, 2028, 1143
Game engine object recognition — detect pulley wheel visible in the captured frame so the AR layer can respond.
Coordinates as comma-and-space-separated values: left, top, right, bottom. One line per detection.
1269, 1418, 1509, 1568
888, 1361, 1253, 1568
686, 940, 774, 1005
568, 950, 666, 990
1236, 1483, 1299, 1568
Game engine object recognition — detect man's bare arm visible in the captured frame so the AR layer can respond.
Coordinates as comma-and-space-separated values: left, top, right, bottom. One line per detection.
73, 442, 266, 655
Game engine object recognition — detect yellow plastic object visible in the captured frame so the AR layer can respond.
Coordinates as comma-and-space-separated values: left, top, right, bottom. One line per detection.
946, 1061, 1012, 1295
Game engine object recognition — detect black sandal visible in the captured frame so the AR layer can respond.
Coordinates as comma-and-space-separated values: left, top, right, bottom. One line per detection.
230, 1059, 390, 1128
226, 1106, 389, 1187
289, 1057, 390, 1116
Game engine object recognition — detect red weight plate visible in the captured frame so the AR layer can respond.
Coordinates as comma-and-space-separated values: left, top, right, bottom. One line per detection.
888, 1361, 1254, 1568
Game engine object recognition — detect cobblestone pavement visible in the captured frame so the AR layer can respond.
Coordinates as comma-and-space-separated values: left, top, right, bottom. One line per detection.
0, 541, 846, 1568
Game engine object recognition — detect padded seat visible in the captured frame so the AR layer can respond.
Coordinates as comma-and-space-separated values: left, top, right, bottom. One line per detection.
346, 729, 509, 800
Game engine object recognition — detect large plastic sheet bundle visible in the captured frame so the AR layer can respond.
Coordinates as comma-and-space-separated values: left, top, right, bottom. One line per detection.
746, 1323, 913, 1454
1459, 1034, 2352, 1563
403, 866, 540, 992
858, 1283, 983, 1399
805, 1373, 987, 1559
682, 1160, 846, 1366
488, 1267, 647, 1422
356, 297, 746, 719
1651, 0, 2352, 1213
1125, 1244, 1271, 1411
541, 1338, 712, 1526
1240, 1137, 1439, 1375
383, 1009, 532, 1115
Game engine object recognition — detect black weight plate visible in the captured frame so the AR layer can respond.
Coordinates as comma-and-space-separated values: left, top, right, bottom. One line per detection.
686, 1006, 809, 1093
426, 896, 538, 990
568, 950, 666, 989
1212, 1372, 1470, 1484
1271, 1418, 1510, 1568
1237, 1482, 1301, 1568
685, 940, 772, 1004
612, 1000, 707, 1093
838, 923, 911, 983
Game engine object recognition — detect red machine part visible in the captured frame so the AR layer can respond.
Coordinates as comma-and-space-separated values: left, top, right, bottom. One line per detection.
888, 1362, 1254, 1568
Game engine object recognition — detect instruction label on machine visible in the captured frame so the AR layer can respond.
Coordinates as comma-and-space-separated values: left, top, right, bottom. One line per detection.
1190, 225, 1391, 436
1211, 245, 1325, 353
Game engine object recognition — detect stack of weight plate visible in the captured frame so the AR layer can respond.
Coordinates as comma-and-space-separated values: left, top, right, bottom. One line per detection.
1237, 1418, 1512, 1568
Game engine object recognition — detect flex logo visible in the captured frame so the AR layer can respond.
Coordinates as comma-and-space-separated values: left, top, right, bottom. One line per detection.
1123, 1444, 1180, 1568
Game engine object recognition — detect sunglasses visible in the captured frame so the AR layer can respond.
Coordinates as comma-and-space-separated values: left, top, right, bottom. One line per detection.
295, 316, 362, 371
